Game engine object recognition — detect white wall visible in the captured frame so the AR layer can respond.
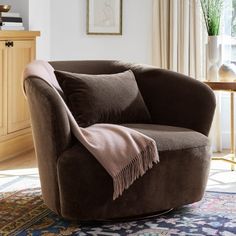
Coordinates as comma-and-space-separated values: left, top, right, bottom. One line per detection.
50, 0, 153, 64
28, 0, 50, 60
0, 0, 153, 62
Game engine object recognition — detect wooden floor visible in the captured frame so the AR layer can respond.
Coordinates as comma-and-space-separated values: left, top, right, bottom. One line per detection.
0, 149, 37, 170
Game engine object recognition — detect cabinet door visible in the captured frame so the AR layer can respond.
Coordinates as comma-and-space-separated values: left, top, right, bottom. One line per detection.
0, 41, 7, 136
7, 40, 35, 133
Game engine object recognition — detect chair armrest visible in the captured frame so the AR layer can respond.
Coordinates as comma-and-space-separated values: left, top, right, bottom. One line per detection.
24, 78, 72, 158
24, 78, 72, 214
134, 68, 216, 136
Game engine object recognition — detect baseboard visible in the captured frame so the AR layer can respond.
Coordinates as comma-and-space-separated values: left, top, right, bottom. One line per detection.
0, 133, 33, 162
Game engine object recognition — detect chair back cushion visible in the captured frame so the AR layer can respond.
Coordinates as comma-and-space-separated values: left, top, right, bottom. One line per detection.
54, 70, 151, 127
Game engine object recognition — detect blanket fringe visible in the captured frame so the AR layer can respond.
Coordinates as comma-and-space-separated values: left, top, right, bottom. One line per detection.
113, 140, 159, 200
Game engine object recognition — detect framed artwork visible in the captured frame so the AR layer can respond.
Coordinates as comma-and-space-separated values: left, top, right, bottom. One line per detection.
87, 0, 122, 35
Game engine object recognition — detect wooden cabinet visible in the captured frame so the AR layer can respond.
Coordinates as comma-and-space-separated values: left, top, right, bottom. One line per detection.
0, 42, 7, 137
0, 31, 40, 161
8, 40, 35, 133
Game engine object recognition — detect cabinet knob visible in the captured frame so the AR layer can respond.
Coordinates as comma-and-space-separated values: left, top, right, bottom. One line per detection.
5, 41, 14, 47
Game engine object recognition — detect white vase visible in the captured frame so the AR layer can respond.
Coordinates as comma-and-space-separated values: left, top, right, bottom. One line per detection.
207, 36, 221, 82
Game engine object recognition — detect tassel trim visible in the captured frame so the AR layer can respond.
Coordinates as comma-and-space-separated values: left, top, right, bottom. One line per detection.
113, 140, 159, 200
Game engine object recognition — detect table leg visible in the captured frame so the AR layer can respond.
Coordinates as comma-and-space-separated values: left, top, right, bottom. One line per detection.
230, 92, 235, 171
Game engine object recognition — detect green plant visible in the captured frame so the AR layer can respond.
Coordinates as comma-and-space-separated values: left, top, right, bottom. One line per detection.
200, 0, 224, 36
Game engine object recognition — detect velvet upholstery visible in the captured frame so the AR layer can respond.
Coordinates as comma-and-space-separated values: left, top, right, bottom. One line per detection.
24, 60, 216, 220
58, 124, 210, 220
54, 70, 151, 127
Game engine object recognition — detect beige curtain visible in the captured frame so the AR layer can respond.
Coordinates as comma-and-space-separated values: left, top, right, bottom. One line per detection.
152, 0, 203, 79
152, 0, 221, 152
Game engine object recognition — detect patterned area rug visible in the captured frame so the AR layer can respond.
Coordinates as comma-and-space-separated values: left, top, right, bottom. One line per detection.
0, 169, 236, 236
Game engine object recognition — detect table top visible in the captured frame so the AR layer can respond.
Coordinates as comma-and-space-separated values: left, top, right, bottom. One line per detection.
204, 81, 236, 91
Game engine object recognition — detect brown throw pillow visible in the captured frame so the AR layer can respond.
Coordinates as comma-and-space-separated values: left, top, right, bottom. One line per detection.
54, 70, 151, 127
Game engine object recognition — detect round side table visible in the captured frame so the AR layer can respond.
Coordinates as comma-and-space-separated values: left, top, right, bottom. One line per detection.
204, 81, 236, 171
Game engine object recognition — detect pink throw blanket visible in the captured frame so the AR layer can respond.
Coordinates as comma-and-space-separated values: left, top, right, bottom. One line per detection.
23, 60, 159, 200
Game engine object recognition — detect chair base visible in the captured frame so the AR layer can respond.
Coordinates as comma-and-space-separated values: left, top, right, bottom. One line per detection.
76, 208, 174, 224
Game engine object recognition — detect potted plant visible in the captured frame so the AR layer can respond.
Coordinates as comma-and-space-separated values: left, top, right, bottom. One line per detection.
200, 0, 224, 36
200, 0, 224, 81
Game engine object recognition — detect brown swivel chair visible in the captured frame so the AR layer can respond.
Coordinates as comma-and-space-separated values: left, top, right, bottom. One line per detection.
24, 61, 215, 220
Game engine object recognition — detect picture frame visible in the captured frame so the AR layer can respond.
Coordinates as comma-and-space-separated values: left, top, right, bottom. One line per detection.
87, 0, 122, 35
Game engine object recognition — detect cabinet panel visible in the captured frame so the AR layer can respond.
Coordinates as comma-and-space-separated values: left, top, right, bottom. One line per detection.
0, 31, 40, 161
7, 40, 35, 133
0, 42, 7, 136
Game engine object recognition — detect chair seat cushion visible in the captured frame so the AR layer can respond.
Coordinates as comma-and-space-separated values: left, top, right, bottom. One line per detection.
57, 124, 210, 220
122, 123, 209, 151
